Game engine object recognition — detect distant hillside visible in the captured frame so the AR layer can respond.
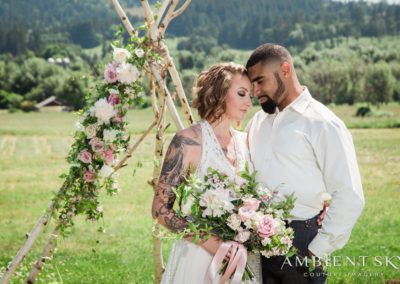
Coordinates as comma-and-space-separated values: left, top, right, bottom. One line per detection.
167, 0, 400, 49
0, 0, 399, 54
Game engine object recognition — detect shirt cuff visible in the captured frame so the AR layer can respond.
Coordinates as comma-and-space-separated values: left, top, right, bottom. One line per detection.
308, 233, 336, 258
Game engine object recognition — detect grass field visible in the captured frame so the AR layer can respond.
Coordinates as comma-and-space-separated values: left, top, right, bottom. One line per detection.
0, 104, 399, 283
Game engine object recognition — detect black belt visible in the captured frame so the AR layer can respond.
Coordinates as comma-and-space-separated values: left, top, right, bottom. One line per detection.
285, 214, 321, 230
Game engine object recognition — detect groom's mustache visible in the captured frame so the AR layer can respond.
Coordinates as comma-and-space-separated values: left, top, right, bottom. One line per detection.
258, 94, 277, 114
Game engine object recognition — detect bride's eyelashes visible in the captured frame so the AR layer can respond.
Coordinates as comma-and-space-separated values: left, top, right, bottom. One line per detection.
238, 88, 251, 97
238, 90, 246, 97
238, 90, 253, 99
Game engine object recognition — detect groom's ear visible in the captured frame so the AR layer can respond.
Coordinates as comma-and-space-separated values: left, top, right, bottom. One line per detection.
280, 61, 291, 78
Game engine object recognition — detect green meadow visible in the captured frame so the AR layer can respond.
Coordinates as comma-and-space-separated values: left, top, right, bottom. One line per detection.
0, 104, 399, 283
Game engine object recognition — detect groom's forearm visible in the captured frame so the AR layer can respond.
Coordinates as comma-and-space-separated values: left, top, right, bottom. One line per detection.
309, 119, 365, 257
308, 185, 364, 257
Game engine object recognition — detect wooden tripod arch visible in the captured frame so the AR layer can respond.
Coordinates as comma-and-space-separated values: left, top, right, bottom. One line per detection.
0, 1, 193, 283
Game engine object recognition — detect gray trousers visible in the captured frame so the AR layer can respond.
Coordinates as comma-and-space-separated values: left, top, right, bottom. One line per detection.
261, 215, 328, 284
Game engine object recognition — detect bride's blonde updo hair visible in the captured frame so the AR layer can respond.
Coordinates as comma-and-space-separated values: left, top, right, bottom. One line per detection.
192, 62, 247, 124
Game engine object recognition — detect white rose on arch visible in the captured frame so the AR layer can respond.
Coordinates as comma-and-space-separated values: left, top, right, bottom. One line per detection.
85, 123, 97, 139
103, 129, 120, 144
117, 63, 139, 84
93, 98, 117, 125
135, 48, 145, 58
100, 165, 114, 178
113, 47, 132, 63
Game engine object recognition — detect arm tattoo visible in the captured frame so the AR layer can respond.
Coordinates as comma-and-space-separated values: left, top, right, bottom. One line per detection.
159, 134, 200, 185
154, 133, 200, 232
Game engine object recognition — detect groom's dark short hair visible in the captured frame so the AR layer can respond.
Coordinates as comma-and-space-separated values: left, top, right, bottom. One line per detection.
246, 43, 291, 69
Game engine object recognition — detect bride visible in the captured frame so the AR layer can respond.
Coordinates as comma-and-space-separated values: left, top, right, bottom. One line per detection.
152, 62, 262, 283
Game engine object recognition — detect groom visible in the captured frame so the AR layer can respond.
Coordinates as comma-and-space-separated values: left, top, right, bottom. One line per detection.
245, 43, 365, 283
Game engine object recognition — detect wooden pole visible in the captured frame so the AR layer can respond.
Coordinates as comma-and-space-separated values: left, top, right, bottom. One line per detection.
156, 0, 172, 27
158, 0, 179, 36
113, 120, 158, 172
111, 0, 137, 37
150, 64, 184, 130
25, 229, 59, 284
0, 202, 55, 284
151, 90, 167, 283
141, 0, 195, 126
157, 0, 194, 124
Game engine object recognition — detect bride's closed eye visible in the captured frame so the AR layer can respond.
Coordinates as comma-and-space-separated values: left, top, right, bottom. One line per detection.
238, 90, 246, 97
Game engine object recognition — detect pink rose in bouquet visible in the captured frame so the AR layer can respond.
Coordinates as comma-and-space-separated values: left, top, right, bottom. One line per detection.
257, 215, 278, 239
242, 197, 261, 211
238, 206, 255, 222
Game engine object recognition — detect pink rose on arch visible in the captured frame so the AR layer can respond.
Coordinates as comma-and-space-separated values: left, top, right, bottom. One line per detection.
103, 148, 115, 165
242, 197, 261, 211
113, 112, 123, 123
107, 91, 120, 105
78, 149, 92, 164
83, 168, 96, 183
257, 215, 278, 239
104, 63, 118, 84
238, 206, 255, 222
89, 137, 105, 153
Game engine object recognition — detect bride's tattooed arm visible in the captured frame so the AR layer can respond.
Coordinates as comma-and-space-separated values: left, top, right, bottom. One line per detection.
152, 131, 200, 232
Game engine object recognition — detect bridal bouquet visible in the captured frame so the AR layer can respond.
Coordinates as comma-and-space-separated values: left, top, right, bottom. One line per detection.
173, 164, 297, 282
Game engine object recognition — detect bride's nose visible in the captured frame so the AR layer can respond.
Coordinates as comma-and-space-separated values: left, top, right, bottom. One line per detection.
245, 94, 252, 107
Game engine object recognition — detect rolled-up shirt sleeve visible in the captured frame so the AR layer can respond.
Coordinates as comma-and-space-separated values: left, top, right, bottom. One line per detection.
308, 119, 365, 257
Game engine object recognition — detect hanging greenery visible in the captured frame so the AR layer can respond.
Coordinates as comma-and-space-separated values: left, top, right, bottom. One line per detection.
51, 31, 161, 236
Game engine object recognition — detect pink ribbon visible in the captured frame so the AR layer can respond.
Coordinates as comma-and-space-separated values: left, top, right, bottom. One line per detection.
208, 241, 248, 284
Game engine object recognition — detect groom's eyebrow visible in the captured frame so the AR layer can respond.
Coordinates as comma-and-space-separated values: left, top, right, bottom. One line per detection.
251, 76, 264, 83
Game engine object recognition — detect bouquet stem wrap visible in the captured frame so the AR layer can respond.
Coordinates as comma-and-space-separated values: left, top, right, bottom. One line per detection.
208, 241, 247, 284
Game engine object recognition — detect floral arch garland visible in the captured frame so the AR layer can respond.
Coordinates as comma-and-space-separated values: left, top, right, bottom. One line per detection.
55, 37, 153, 235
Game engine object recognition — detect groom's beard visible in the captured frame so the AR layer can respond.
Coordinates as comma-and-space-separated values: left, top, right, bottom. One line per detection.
260, 73, 285, 114
261, 98, 277, 114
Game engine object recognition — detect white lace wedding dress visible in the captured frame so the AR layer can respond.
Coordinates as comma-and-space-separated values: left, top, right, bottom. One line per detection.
161, 120, 262, 284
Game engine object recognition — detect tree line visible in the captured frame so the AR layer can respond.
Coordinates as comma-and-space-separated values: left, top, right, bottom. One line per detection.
1, 0, 400, 54
0, 0, 399, 111
173, 36, 400, 107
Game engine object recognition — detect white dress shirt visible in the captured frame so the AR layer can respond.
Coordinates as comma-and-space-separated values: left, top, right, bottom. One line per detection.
247, 87, 365, 257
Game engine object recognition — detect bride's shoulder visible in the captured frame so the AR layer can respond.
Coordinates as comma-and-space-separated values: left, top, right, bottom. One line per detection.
175, 123, 202, 143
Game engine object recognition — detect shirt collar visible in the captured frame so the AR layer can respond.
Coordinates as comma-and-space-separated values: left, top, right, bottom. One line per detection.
287, 87, 312, 114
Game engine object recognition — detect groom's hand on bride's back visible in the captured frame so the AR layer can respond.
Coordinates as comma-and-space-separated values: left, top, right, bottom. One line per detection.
317, 200, 329, 226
